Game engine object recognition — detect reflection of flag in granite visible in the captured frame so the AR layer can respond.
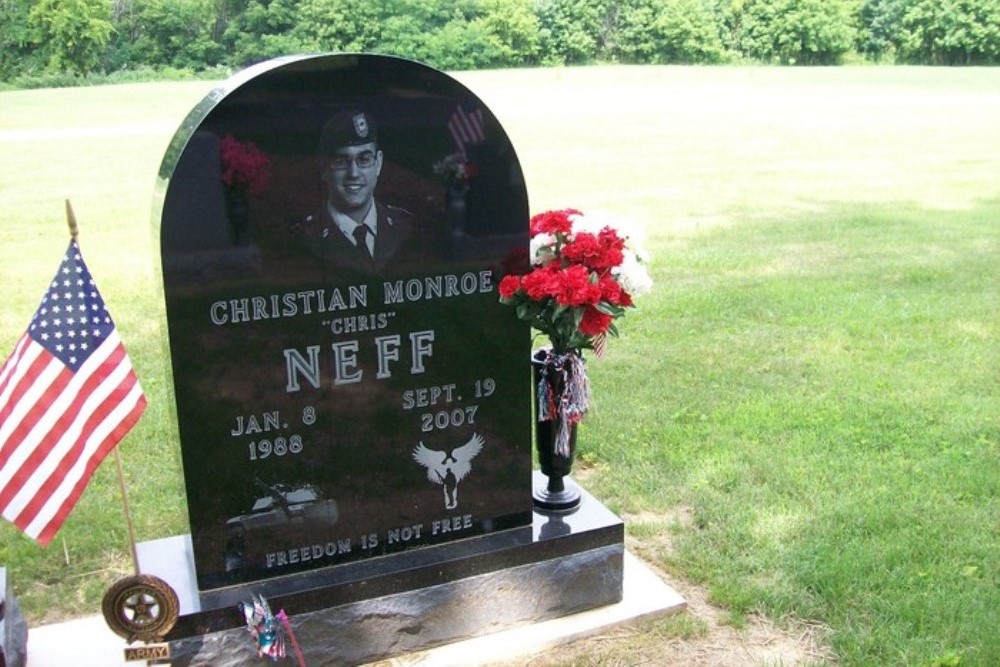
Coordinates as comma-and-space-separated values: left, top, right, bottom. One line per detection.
0, 240, 146, 546
448, 105, 485, 159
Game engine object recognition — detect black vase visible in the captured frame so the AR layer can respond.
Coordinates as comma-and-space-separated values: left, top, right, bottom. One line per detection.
531, 348, 583, 512
226, 187, 250, 244
446, 187, 468, 233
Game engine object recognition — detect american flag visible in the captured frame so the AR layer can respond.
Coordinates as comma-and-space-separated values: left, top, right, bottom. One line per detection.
448, 105, 486, 160
0, 239, 146, 546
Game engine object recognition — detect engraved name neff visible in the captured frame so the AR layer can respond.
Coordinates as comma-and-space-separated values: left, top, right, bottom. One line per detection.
283, 330, 435, 392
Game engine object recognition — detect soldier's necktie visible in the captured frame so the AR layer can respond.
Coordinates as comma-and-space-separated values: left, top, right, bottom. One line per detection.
353, 224, 372, 262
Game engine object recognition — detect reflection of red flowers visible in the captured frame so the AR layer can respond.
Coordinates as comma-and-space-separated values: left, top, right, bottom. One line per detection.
500, 246, 531, 277
220, 134, 271, 196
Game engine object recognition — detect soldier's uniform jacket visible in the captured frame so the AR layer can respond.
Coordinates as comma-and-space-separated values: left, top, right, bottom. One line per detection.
294, 201, 415, 273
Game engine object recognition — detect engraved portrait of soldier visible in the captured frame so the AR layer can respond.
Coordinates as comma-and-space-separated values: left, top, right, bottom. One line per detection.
294, 108, 417, 272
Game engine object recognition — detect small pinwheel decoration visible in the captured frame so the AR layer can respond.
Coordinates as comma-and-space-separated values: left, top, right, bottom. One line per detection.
240, 594, 285, 659
239, 593, 307, 665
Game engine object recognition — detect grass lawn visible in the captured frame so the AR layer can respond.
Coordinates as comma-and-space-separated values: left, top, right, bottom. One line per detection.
1, 66, 998, 665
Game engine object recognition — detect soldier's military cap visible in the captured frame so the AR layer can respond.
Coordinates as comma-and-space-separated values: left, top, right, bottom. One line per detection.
319, 109, 378, 156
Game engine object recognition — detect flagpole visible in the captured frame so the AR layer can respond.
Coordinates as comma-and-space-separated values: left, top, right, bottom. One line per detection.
65, 200, 141, 577
113, 448, 141, 576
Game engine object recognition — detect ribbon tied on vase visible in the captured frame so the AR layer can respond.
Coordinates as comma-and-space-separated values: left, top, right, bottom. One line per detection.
535, 349, 591, 458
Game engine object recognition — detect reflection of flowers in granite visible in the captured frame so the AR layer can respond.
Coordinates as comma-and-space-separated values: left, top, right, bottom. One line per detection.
220, 134, 271, 197
219, 134, 270, 243
433, 153, 478, 194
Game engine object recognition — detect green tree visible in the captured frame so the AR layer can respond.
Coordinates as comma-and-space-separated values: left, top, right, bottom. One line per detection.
221, 0, 303, 67
293, 0, 384, 52
535, 0, 613, 64
616, 0, 726, 63
381, 0, 540, 70
107, 0, 226, 71
858, 0, 907, 61
294, 0, 540, 71
376, 0, 476, 64
899, 0, 1000, 64
0, 0, 38, 79
731, 0, 859, 64
416, 18, 505, 69
478, 0, 542, 66
28, 0, 115, 75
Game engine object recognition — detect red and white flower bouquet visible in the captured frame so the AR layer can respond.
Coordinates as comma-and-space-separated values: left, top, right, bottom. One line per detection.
499, 208, 652, 355
499, 208, 652, 459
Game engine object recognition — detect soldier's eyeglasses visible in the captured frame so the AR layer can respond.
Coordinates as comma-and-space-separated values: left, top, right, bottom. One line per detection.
330, 152, 377, 171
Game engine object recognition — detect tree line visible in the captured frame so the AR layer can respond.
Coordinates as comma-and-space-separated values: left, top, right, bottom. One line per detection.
2, 0, 999, 85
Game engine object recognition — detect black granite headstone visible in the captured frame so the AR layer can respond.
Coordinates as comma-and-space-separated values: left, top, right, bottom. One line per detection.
0, 568, 28, 667
156, 55, 532, 591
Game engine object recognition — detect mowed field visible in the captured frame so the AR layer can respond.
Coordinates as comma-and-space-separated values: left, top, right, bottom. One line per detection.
1, 66, 998, 665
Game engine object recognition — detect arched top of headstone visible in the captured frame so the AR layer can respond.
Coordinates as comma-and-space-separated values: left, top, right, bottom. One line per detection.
156, 54, 528, 281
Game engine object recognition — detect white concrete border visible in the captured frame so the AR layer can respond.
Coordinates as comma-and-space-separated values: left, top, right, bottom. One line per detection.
27, 551, 684, 666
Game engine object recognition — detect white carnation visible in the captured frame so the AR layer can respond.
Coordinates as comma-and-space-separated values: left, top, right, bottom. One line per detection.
613, 253, 654, 296
569, 210, 608, 236
573, 210, 647, 250
530, 232, 557, 266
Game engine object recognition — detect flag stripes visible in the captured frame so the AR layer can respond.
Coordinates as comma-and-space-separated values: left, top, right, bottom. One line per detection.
0, 240, 146, 546
448, 106, 485, 159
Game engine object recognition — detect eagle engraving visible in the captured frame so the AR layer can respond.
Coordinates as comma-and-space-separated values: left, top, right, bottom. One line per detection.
412, 433, 484, 510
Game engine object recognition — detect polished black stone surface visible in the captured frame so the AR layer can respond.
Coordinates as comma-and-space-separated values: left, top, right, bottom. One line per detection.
155, 54, 533, 592
138, 475, 623, 642
1, 568, 28, 667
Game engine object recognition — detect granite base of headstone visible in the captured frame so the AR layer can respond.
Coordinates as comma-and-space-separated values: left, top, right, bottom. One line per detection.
0, 568, 28, 667
136, 475, 622, 667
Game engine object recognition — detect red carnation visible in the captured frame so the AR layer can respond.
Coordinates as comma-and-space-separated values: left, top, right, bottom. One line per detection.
598, 274, 624, 305
500, 207, 649, 355
598, 226, 626, 249
554, 265, 601, 307
579, 307, 613, 336
561, 232, 605, 269
596, 274, 633, 307
597, 227, 626, 269
530, 208, 580, 236
521, 266, 562, 300
562, 230, 626, 272
498, 274, 522, 299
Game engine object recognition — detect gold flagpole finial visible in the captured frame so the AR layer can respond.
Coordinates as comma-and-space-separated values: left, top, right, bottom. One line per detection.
65, 199, 79, 240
